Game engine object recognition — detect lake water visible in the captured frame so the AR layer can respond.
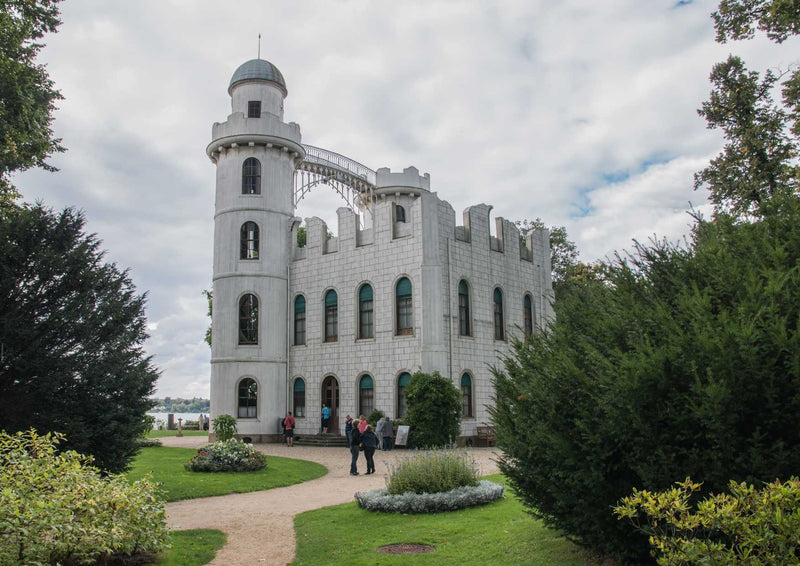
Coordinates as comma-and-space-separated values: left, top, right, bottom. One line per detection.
147, 412, 206, 428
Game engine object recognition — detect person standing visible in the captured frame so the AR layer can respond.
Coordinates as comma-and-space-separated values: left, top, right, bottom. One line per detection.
375, 416, 386, 451
344, 415, 353, 448
321, 403, 330, 434
361, 425, 379, 474
283, 411, 296, 447
382, 417, 393, 451
358, 414, 368, 434
349, 419, 362, 475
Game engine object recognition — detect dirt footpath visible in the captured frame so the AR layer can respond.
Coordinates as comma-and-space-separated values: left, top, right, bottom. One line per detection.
162, 436, 501, 566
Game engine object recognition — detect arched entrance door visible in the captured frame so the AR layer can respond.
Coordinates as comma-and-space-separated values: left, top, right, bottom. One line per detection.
321, 375, 340, 434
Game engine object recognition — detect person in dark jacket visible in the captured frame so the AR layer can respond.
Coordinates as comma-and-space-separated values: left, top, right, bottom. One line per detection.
349, 419, 362, 475
361, 425, 379, 474
344, 414, 353, 448
381, 417, 393, 451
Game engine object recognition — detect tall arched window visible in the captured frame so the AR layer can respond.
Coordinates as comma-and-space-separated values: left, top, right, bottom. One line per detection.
359, 375, 374, 416
238, 378, 257, 418
358, 284, 374, 339
458, 279, 471, 336
397, 372, 411, 417
461, 373, 473, 418
294, 295, 306, 346
293, 378, 306, 418
238, 294, 258, 344
396, 277, 413, 335
324, 289, 338, 342
493, 288, 504, 341
242, 157, 261, 194
524, 294, 534, 337
240, 222, 259, 260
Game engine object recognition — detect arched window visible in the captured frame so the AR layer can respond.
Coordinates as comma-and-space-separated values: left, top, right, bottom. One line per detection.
396, 277, 413, 335
238, 378, 257, 418
293, 378, 305, 418
461, 373, 473, 418
493, 288, 504, 341
294, 295, 306, 346
524, 294, 534, 337
395, 204, 406, 223
458, 279, 471, 336
358, 284, 374, 339
324, 289, 338, 342
397, 372, 411, 418
238, 294, 258, 344
240, 222, 259, 260
359, 375, 374, 416
242, 157, 261, 195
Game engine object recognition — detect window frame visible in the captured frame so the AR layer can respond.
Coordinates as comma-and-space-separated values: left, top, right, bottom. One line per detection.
458, 279, 471, 337
524, 293, 534, 337
358, 283, 374, 340
242, 157, 261, 195
237, 377, 258, 419
358, 374, 375, 416
293, 377, 306, 418
395, 204, 407, 223
396, 371, 411, 418
324, 289, 338, 343
461, 373, 473, 418
395, 277, 413, 336
238, 293, 259, 345
293, 295, 306, 346
493, 287, 505, 341
247, 100, 261, 118
240, 221, 260, 260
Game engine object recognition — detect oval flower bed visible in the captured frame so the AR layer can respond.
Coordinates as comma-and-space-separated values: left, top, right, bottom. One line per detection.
355, 480, 504, 513
185, 439, 267, 472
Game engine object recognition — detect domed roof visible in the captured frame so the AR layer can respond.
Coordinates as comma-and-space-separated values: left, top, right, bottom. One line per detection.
228, 59, 287, 95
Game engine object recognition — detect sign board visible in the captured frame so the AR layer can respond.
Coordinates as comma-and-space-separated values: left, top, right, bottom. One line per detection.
395, 425, 410, 446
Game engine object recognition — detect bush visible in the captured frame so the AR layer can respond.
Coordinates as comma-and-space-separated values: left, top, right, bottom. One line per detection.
185, 439, 267, 472
491, 206, 800, 561
0, 429, 170, 565
366, 409, 384, 427
615, 477, 800, 565
212, 414, 237, 441
386, 449, 479, 495
404, 370, 461, 448
355, 480, 504, 513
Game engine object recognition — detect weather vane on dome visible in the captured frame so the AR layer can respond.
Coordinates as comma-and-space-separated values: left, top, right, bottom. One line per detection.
258, 33, 261, 59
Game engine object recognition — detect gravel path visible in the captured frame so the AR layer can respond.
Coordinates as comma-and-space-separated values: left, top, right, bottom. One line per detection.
162, 436, 501, 566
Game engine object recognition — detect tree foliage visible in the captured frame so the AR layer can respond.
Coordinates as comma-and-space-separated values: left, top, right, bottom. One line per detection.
0, 0, 65, 206
404, 370, 462, 448
515, 218, 580, 293
0, 204, 159, 473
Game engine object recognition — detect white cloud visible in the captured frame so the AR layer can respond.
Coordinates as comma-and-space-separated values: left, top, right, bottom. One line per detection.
14, 0, 800, 396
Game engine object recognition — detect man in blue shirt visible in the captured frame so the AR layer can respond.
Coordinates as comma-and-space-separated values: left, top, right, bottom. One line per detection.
321, 403, 330, 434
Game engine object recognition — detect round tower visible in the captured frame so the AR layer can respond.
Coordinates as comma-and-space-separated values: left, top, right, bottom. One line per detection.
207, 58, 304, 440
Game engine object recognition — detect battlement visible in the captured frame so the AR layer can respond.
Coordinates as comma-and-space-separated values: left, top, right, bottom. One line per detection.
375, 166, 430, 191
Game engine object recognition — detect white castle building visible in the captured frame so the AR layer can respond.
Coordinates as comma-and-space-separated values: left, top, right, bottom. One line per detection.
208, 58, 554, 442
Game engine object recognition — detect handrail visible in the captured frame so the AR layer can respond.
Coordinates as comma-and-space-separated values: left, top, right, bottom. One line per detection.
300, 144, 376, 187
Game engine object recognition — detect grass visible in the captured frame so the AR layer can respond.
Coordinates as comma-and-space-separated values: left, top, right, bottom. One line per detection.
127, 446, 327, 502
156, 529, 227, 566
291, 474, 615, 566
147, 429, 209, 438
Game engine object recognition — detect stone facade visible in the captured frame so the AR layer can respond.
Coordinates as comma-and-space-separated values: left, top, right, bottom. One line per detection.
208, 59, 554, 442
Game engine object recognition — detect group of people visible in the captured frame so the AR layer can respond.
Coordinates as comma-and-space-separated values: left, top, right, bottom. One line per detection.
345, 415, 394, 476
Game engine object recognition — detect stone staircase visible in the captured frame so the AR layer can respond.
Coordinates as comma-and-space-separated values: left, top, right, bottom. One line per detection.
293, 433, 348, 447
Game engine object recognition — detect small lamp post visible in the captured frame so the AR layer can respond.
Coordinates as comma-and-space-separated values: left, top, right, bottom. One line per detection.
177, 417, 183, 437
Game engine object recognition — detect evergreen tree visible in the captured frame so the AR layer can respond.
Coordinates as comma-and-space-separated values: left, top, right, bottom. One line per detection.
0, 204, 159, 473
0, 0, 65, 206
404, 370, 461, 448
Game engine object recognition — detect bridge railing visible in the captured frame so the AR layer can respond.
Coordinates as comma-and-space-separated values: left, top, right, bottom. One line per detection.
300, 144, 376, 187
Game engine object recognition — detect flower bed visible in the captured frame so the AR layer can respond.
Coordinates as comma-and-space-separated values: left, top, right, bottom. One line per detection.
185, 439, 267, 472
355, 480, 504, 513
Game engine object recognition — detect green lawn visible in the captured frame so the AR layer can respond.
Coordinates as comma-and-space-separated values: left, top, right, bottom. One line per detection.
147, 429, 209, 438
157, 529, 227, 566
291, 474, 616, 566
127, 447, 327, 502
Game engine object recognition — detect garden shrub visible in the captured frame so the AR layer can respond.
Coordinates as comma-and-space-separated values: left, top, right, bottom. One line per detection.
404, 370, 461, 448
185, 439, 267, 472
615, 477, 800, 565
386, 449, 479, 495
212, 414, 237, 441
0, 429, 170, 566
366, 409, 384, 427
355, 480, 504, 513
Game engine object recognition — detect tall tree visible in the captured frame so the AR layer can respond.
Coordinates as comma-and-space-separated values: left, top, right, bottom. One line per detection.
0, 0, 65, 207
515, 218, 579, 291
0, 204, 159, 473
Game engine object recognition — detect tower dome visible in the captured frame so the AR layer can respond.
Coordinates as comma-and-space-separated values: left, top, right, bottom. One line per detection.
228, 58, 287, 95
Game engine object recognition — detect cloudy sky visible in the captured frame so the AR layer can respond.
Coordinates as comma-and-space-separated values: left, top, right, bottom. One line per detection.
15, 1, 799, 398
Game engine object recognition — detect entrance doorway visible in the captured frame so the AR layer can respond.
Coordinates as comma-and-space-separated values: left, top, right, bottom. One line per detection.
321, 375, 340, 434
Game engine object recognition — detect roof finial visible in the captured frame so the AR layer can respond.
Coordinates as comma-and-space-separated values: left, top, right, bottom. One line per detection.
258, 33, 261, 59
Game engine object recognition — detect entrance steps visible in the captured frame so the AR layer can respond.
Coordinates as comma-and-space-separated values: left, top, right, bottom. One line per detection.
294, 433, 348, 447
